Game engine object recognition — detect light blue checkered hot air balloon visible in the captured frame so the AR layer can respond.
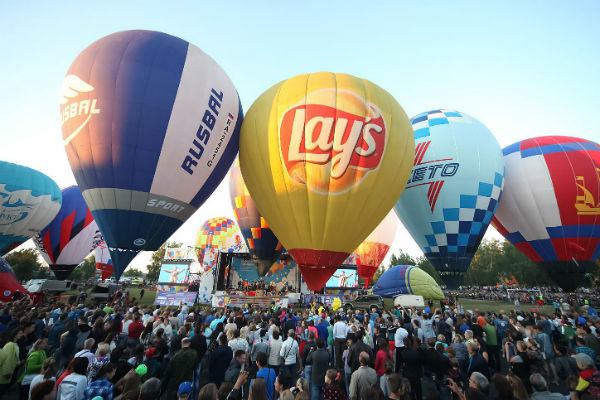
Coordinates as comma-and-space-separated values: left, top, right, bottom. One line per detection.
394, 110, 505, 288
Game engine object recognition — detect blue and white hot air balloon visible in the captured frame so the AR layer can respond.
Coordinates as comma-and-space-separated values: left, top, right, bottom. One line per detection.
59, 30, 243, 280
0, 161, 62, 255
394, 110, 505, 288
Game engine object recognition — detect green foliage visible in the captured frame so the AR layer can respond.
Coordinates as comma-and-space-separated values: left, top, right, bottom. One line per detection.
463, 239, 553, 286
371, 250, 419, 286
4, 248, 42, 281
123, 268, 145, 278
146, 241, 182, 282
70, 255, 96, 281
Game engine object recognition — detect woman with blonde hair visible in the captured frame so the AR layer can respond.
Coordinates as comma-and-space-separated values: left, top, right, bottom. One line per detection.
19, 338, 48, 400
28, 357, 56, 400
507, 374, 529, 400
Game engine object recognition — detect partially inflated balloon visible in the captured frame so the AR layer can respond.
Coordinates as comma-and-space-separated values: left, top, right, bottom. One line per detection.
94, 240, 113, 280
34, 186, 101, 279
240, 72, 415, 291
492, 136, 600, 292
354, 211, 398, 288
0, 161, 62, 255
0, 257, 27, 302
229, 159, 283, 276
373, 265, 443, 299
60, 30, 242, 280
394, 110, 505, 288
195, 217, 246, 267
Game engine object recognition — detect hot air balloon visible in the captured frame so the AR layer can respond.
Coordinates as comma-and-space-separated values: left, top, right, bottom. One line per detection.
59, 30, 242, 280
239, 72, 415, 291
0, 257, 28, 302
394, 110, 505, 288
229, 159, 283, 276
353, 211, 398, 288
34, 186, 101, 279
0, 161, 62, 255
491, 136, 600, 292
195, 217, 246, 271
373, 265, 444, 300
94, 241, 113, 280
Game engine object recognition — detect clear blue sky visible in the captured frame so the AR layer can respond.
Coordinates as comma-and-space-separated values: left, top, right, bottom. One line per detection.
1, 1, 599, 269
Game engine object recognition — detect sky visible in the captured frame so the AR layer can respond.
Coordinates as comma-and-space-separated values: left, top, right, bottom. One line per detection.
1, 1, 599, 273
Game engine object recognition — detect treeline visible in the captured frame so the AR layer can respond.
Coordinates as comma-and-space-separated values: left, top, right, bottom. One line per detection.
375, 239, 568, 287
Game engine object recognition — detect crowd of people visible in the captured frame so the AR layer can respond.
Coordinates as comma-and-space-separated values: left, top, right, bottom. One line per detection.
2, 290, 600, 400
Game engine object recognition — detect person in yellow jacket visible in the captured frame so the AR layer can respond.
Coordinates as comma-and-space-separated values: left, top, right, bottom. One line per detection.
19, 338, 48, 399
0, 328, 24, 392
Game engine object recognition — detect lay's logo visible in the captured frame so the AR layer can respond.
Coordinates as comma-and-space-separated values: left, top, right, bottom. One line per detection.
279, 90, 386, 194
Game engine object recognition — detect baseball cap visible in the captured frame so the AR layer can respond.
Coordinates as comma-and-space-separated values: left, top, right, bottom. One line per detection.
517, 316, 524, 322
145, 347, 156, 359
178, 382, 192, 397
424, 308, 431, 314
578, 317, 587, 325
135, 364, 148, 376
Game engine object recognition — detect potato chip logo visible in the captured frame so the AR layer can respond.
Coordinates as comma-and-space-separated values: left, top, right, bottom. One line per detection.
279, 90, 386, 194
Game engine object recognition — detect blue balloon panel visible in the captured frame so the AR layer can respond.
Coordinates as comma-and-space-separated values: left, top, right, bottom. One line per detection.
394, 110, 504, 286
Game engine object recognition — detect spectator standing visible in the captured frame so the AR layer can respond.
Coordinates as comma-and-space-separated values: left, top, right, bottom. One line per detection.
348, 352, 377, 400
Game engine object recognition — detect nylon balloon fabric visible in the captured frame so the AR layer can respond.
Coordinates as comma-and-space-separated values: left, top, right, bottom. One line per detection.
0, 257, 27, 302
59, 30, 243, 280
394, 110, 505, 288
239, 72, 415, 291
0, 161, 62, 255
492, 136, 600, 291
229, 159, 283, 275
195, 217, 246, 266
35, 186, 101, 280
373, 265, 443, 300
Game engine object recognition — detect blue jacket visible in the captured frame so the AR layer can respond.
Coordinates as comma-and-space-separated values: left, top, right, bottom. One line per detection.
47, 320, 65, 351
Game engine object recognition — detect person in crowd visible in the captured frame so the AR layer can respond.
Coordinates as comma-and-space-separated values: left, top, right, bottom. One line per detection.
399, 336, 423, 400
347, 331, 373, 373
30, 380, 56, 400
87, 342, 111, 382
387, 373, 412, 400
255, 352, 276, 400
74, 338, 95, 364
374, 337, 392, 377
307, 337, 330, 400
225, 350, 247, 383
164, 337, 198, 400
379, 359, 395, 399
0, 329, 24, 393
209, 334, 233, 386
448, 371, 489, 400
84, 361, 116, 400
29, 357, 56, 400
348, 352, 377, 400
19, 338, 48, 400
249, 378, 267, 400
466, 342, 489, 379
280, 329, 301, 377
529, 373, 567, 399
140, 377, 162, 400
57, 357, 89, 400
268, 329, 283, 375
322, 369, 347, 400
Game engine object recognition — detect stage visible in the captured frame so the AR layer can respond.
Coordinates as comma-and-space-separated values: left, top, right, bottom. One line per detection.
211, 290, 301, 308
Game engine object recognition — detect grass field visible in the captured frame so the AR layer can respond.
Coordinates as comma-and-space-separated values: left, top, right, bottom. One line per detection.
66, 287, 549, 315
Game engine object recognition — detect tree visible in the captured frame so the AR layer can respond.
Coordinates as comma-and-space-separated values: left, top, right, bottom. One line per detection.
70, 255, 96, 281
415, 256, 442, 284
4, 248, 42, 281
124, 268, 145, 278
146, 241, 182, 282
371, 250, 417, 286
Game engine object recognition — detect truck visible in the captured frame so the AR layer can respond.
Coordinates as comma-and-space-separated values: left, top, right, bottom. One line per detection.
24, 279, 76, 294
90, 282, 121, 303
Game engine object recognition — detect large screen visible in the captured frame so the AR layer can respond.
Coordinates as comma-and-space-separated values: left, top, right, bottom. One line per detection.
326, 268, 358, 288
158, 262, 189, 284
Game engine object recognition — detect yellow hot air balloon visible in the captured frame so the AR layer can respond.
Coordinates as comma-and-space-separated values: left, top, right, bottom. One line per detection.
239, 72, 414, 291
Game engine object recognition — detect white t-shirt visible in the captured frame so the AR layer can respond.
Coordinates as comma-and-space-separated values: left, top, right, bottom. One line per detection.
280, 337, 299, 365
57, 373, 87, 400
394, 327, 408, 348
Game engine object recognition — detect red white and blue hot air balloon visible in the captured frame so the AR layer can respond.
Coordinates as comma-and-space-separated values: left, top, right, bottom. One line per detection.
35, 186, 101, 280
59, 30, 243, 280
492, 136, 600, 291
0, 257, 27, 302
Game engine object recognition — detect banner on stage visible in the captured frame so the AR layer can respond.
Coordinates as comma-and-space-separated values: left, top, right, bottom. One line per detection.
154, 291, 197, 306
211, 292, 289, 308
164, 247, 197, 261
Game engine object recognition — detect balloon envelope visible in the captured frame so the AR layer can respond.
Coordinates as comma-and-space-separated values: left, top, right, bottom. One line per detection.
0, 161, 62, 255
239, 72, 415, 291
0, 257, 27, 302
60, 30, 243, 280
394, 110, 504, 288
195, 217, 246, 265
373, 265, 443, 300
354, 211, 398, 287
35, 186, 101, 280
492, 136, 600, 291
229, 159, 283, 275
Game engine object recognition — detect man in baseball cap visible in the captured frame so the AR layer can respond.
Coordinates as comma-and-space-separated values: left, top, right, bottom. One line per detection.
178, 382, 192, 399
